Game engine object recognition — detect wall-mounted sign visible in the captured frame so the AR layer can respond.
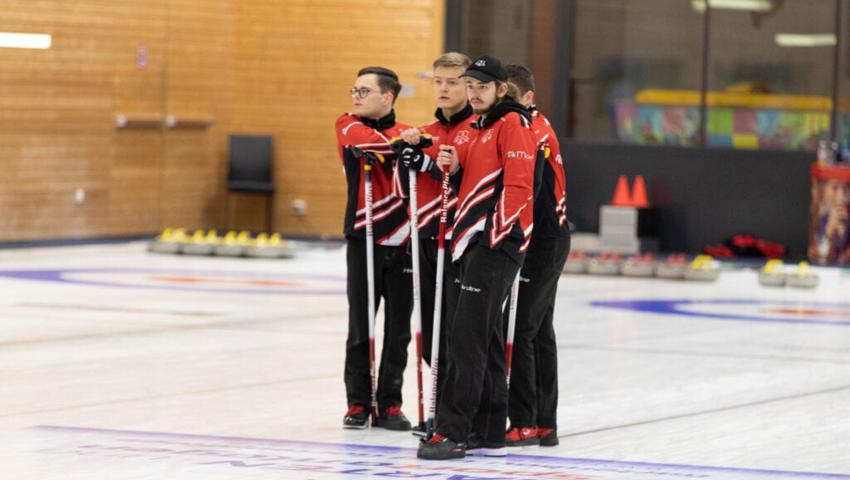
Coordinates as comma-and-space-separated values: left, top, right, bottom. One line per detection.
136, 44, 148, 69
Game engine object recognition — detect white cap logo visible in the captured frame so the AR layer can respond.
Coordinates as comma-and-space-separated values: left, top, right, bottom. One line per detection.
474, 59, 486, 67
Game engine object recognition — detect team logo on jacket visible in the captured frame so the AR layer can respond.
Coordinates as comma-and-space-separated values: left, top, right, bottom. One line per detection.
453, 130, 470, 145
507, 150, 534, 160
481, 129, 494, 143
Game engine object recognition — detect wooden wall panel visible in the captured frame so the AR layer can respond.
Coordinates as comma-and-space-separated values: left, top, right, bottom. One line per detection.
109, 2, 167, 235
1, 1, 167, 240
0, 0, 444, 242
221, 0, 439, 236
159, 0, 231, 230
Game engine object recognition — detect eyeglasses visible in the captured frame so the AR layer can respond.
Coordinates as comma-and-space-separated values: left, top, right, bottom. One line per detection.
349, 87, 374, 99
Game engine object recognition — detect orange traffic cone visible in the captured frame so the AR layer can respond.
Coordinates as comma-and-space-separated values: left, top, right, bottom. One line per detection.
631, 175, 649, 208
612, 175, 631, 206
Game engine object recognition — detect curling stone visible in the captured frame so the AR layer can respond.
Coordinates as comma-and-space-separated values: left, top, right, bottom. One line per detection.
786, 261, 819, 289
655, 253, 687, 280
684, 254, 720, 282
587, 252, 621, 276
181, 229, 217, 256
758, 259, 786, 287
245, 232, 295, 259
621, 252, 655, 277
270, 233, 296, 259
563, 250, 589, 274
245, 233, 281, 258
214, 230, 249, 257
149, 227, 187, 254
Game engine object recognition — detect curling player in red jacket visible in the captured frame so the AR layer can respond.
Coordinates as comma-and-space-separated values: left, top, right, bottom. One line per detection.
335, 66, 413, 431
417, 55, 537, 460
391, 53, 479, 414
502, 64, 570, 448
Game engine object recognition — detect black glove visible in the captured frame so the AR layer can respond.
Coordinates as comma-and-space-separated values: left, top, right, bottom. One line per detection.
390, 135, 435, 173
399, 144, 433, 172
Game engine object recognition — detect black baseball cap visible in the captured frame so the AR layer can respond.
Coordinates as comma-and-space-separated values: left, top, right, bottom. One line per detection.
460, 55, 507, 83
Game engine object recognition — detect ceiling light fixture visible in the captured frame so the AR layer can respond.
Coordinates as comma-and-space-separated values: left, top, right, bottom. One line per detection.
775, 33, 837, 47
692, 0, 773, 12
0, 32, 52, 49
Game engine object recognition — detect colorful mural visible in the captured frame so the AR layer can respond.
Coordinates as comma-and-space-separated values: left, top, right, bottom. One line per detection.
612, 90, 840, 150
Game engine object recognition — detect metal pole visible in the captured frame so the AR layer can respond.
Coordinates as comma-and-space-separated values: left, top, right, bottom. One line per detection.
699, 4, 711, 147
830, 0, 843, 142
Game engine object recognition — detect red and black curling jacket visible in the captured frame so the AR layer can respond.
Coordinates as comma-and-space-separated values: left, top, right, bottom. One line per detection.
529, 108, 569, 240
393, 104, 478, 239
335, 111, 411, 246
449, 101, 537, 264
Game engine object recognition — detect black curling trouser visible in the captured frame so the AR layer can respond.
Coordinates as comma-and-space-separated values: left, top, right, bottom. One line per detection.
344, 237, 413, 411
436, 244, 521, 446
506, 234, 570, 430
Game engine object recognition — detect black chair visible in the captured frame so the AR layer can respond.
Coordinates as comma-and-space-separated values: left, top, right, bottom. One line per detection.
226, 134, 275, 232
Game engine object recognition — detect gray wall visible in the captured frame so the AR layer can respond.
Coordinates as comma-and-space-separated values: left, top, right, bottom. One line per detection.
563, 142, 813, 258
